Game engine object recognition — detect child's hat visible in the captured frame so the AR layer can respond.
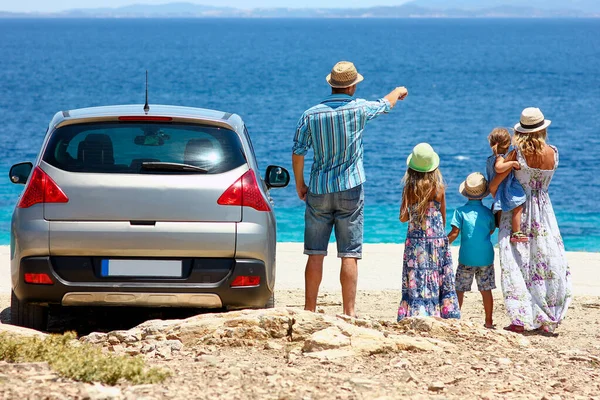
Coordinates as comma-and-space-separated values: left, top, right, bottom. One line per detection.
459, 172, 490, 199
407, 143, 439, 173
514, 107, 551, 134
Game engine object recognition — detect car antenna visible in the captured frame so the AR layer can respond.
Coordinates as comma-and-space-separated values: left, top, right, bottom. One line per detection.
143, 70, 150, 113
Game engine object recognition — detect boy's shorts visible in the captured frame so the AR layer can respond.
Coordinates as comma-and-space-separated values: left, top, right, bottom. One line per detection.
455, 264, 496, 292
304, 185, 364, 259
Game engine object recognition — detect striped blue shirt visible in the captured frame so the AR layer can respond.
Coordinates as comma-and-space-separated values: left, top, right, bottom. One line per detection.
292, 94, 391, 194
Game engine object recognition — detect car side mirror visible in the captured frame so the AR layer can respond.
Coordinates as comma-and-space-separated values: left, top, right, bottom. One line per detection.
9, 162, 33, 185
265, 165, 290, 189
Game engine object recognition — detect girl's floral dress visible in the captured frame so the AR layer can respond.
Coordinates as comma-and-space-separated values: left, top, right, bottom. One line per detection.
499, 146, 572, 332
398, 201, 461, 321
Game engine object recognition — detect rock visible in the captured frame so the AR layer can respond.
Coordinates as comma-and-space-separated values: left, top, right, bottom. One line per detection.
81, 332, 108, 345
348, 377, 377, 388
399, 371, 418, 383
302, 327, 350, 352
124, 347, 141, 356
397, 316, 451, 335
304, 349, 355, 361
286, 347, 302, 364
140, 344, 156, 354
107, 335, 120, 345
107, 344, 124, 353
290, 311, 333, 342
154, 342, 173, 359
0, 324, 47, 338
108, 329, 141, 344
195, 355, 219, 366
263, 367, 277, 376
258, 313, 292, 339
223, 316, 261, 328
162, 340, 183, 352
264, 341, 284, 351
496, 357, 513, 366
392, 358, 411, 369
428, 382, 445, 392
86, 383, 123, 400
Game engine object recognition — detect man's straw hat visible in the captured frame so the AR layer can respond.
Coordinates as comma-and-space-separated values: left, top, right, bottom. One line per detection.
459, 172, 490, 200
406, 143, 440, 173
326, 61, 364, 88
514, 107, 551, 134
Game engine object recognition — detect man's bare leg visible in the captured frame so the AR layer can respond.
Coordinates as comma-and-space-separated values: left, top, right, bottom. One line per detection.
304, 255, 325, 312
340, 257, 358, 317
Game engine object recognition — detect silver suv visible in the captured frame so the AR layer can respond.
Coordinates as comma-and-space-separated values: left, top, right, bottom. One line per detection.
9, 104, 290, 331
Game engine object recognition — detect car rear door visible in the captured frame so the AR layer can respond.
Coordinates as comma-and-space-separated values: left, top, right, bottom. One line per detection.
41, 121, 247, 257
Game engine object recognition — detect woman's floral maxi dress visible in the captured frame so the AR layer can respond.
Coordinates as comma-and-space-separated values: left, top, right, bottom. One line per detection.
397, 201, 461, 321
499, 146, 572, 331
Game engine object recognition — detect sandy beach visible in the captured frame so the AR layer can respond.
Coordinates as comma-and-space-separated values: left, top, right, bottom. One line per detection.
1, 243, 600, 399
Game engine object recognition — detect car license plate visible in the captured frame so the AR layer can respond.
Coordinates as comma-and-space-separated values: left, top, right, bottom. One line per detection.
101, 260, 182, 278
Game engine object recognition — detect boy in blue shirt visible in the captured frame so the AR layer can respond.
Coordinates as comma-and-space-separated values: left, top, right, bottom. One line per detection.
448, 172, 497, 329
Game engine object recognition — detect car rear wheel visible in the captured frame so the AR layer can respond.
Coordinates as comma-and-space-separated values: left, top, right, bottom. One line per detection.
264, 293, 275, 308
10, 290, 49, 332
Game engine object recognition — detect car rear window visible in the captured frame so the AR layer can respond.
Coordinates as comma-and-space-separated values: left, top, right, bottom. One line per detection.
43, 122, 246, 174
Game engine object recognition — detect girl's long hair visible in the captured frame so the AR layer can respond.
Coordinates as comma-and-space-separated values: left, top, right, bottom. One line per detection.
402, 168, 445, 224
514, 129, 547, 156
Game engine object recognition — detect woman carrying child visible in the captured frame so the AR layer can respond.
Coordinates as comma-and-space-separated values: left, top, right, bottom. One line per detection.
397, 143, 460, 321
490, 108, 572, 333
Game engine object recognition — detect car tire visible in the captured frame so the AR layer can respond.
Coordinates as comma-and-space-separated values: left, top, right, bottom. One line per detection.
264, 293, 275, 308
10, 290, 49, 332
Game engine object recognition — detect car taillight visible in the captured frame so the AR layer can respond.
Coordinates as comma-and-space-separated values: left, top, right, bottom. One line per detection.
24, 273, 54, 285
217, 170, 271, 212
17, 167, 69, 209
230, 276, 261, 287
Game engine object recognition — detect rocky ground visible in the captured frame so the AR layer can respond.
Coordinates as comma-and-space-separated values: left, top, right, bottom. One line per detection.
1, 290, 600, 400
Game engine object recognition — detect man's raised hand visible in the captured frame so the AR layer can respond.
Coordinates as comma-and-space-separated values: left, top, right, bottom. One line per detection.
396, 86, 408, 100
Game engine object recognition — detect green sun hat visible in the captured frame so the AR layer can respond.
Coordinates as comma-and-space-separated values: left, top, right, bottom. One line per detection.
406, 143, 440, 173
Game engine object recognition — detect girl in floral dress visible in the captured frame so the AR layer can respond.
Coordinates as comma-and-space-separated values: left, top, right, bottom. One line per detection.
397, 143, 461, 321
490, 108, 572, 333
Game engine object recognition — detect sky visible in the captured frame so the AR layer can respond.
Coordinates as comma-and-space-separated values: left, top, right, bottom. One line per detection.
0, 0, 412, 13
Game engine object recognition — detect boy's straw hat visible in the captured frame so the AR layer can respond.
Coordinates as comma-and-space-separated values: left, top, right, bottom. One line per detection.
407, 143, 440, 173
459, 172, 490, 200
514, 107, 551, 134
326, 61, 364, 88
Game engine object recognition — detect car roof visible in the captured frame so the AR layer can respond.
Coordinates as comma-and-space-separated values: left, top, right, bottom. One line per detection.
49, 104, 245, 132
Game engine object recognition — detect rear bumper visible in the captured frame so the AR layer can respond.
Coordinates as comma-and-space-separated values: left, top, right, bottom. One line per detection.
13, 257, 271, 309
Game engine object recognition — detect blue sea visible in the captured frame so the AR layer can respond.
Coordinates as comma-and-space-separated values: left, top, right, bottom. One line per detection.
0, 18, 599, 251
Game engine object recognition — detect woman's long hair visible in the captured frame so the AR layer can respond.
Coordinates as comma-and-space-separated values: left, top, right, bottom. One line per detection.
514, 129, 547, 156
402, 168, 445, 224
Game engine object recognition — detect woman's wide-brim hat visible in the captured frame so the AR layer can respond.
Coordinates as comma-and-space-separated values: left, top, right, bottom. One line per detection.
407, 143, 440, 173
514, 107, 551, 134
459, 172, 490, 200
326, 61, 364, 88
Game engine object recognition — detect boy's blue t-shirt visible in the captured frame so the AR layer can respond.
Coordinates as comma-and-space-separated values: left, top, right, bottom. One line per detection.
451, 199, 496, 267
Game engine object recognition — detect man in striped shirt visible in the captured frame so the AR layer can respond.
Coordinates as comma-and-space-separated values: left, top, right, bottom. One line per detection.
292, 61, 408, 317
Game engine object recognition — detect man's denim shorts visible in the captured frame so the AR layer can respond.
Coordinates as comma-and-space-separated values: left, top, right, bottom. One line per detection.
304, 185, 364, 259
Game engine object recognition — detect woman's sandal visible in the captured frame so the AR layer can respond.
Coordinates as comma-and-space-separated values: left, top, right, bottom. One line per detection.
503, 324, 525, 333
510, 231, 529, 243
484, 323, 496, 330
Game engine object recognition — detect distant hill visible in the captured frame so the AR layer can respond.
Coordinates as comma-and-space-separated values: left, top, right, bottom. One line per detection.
410, 0, 600, 13
1, 1, 598, 18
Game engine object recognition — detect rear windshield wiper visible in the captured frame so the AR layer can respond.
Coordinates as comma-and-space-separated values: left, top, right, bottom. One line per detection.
140, 162, 207, 173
